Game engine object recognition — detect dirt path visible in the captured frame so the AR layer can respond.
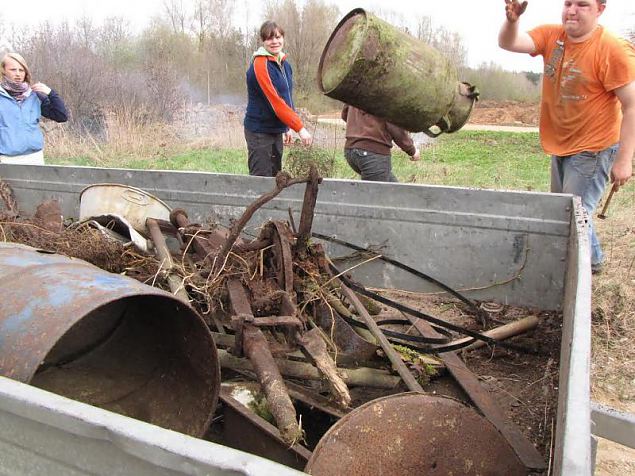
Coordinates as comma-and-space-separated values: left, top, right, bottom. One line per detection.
462, 124, 538, 133
316, 117, 538, 133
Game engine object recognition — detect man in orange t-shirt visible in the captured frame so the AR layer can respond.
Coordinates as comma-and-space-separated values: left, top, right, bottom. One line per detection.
499, 0, 635, 273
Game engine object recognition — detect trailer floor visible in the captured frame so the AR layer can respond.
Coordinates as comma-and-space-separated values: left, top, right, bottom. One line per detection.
375, 289, 562, 460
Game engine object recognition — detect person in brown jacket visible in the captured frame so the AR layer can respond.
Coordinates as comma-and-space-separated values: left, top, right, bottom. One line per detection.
342, 104, 420, 182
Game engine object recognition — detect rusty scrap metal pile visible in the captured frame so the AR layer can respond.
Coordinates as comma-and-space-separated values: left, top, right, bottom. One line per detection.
0, 170, 548, 475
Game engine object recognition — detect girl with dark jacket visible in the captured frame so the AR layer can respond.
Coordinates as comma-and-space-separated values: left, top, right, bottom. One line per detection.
0, 52, 68, 165
244, 21, 312, 177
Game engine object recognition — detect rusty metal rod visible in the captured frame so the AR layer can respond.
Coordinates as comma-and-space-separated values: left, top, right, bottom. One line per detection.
226, 279, 302, 444
242, 325, 303, 445
213, 173, 309, 275
336, 281, 424, 392
295, 166, 321, 252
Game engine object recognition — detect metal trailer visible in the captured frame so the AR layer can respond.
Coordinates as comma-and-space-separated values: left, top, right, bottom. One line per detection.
0, 164, 628, 475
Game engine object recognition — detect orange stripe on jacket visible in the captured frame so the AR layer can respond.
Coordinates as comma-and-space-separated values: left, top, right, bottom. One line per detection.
253, 56, 303, 132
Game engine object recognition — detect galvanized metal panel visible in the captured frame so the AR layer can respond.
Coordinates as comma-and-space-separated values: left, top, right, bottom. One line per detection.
1, 164, 572, 309
0, 376, 303, 475
591, 403, 635, 449
0, 164, 592, 474
553, 198, 593, 476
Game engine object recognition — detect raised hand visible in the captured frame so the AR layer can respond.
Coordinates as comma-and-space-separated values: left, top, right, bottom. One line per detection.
505, 0, 528, 23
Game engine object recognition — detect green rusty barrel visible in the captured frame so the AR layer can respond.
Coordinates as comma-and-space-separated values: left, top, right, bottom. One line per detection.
0, 243, 220, 437
318, 8, 478, 136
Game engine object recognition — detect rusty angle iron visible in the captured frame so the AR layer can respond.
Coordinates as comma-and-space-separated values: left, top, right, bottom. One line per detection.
0, 243, 220, 437
306, 392, 527, 476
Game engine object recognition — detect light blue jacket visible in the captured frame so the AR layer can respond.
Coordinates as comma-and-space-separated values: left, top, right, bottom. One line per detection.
0, 86, 45, 156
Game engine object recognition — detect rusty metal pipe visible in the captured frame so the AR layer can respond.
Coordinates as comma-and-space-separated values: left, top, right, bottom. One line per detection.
0, 243, 220, 437
243, 325, 303, 445
337, 281, 424, 392
226, 279, 302, 444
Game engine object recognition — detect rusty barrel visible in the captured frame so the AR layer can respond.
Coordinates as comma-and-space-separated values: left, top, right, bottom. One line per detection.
0, 243, 220, 437
318, 8, 478, 136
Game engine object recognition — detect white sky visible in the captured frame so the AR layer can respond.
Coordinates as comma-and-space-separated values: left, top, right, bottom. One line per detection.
1, 0, 633, 73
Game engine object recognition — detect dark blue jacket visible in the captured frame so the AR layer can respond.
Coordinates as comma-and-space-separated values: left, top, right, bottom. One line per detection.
244, 48, 303, 134
0, 87, 68, 156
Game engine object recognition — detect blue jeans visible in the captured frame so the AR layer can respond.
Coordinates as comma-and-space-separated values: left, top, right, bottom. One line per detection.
551, 144, 617, 266
345, 148, 398, 182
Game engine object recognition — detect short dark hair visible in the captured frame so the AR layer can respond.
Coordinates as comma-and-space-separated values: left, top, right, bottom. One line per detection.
260, 21, 284, 41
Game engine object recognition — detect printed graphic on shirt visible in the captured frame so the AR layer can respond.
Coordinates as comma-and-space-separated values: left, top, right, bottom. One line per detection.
560, 59, 587, 102
544, 40, 587, 103
544, 40, 564, 78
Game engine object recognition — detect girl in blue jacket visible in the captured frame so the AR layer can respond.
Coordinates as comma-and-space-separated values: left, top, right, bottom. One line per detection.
244, 21, 312, 177
0, 52, 68, 165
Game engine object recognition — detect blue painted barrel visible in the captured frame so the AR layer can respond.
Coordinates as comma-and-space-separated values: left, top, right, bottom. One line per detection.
0, 243, 220, 437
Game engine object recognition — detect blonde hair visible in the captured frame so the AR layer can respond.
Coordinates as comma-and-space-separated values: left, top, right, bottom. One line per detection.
1, 52, 32, 84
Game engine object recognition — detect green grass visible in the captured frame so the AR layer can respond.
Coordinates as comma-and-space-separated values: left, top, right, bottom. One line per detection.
49, 130, 551, 192
393, 131, 549, 191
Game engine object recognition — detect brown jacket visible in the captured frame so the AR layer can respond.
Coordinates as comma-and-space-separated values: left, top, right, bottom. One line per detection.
341, 105, 416, 156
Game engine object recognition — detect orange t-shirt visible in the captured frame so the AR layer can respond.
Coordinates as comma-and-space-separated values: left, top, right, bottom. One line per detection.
528, 25, 635, 156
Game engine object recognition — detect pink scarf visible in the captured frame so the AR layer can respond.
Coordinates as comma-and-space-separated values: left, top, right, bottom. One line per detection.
1, 77, 31, 103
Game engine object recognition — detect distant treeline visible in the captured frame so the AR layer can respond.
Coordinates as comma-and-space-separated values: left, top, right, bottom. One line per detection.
0, 0, 545, 132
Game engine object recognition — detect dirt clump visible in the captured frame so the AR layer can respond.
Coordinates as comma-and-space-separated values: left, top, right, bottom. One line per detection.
469, 100, 540, 126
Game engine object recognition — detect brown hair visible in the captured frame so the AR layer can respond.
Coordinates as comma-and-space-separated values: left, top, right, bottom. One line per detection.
1, 52, 32, 84
259, 21, 284, 41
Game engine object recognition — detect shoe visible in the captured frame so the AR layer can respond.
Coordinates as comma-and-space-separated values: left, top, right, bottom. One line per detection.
591, 262, 603, 275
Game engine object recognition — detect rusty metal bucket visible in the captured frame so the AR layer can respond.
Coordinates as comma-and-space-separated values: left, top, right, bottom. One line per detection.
0, 243, 220, 437
318, 8, 478, 136
306, 393, 526, 475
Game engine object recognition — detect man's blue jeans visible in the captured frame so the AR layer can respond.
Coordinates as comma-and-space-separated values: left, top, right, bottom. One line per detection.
551, 144, 617, 266
345, 148, 398, 182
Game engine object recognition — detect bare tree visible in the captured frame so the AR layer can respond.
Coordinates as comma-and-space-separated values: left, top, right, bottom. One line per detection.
431, 27, 467, 69
263, 0, 340, 94
209, 0, 235, 38
415, 16, 433, 44
74, 16, 96, 49
191, 0, 211, 49
163, 0, 188, 34
0, 14, 11, 54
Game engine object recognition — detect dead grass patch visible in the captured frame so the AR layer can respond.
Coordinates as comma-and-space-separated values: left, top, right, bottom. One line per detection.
591, 186, 635, 406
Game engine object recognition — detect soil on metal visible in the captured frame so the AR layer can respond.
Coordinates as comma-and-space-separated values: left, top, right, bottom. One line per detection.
374, 289, 561, 460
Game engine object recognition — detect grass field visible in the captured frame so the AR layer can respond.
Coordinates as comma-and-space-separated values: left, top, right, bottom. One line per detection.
50, 130, 552, 191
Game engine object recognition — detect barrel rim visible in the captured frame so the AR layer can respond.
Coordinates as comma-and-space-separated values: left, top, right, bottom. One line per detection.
78, 183, 172, 212
317, 8, 368, 94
